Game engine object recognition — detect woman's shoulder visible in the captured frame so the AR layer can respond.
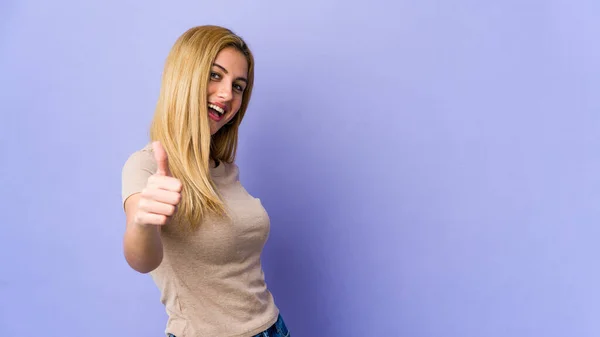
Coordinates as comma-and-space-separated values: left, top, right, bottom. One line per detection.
122, 143, 156, 176
121, 143, 156, 205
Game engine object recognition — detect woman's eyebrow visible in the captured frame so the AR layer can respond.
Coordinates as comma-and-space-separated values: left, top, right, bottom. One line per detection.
213, 63, 248, 83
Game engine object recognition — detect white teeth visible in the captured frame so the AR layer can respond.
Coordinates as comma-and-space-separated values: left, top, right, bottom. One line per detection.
208, 103, 225, 115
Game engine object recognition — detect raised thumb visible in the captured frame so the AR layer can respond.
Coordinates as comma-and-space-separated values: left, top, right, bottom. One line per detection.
152, 141, 170, 176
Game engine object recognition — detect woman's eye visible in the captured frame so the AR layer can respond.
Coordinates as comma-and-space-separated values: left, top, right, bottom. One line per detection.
234, 84, 244, 92
210, 72, 220, 80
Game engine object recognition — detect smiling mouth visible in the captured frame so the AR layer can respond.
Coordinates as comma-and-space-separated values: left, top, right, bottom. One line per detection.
208, 103, 225, 116
208, 103, 226, 122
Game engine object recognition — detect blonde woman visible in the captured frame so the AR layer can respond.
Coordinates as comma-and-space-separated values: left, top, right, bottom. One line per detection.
121, 25, 290, 337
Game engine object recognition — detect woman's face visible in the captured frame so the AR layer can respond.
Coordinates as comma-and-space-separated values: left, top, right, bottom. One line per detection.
206, 47, 249, 135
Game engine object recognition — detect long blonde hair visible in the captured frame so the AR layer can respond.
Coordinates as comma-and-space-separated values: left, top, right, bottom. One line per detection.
149, 25, 255, 229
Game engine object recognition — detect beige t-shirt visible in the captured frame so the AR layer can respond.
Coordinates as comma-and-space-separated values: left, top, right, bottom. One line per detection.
121, 144, 279, 337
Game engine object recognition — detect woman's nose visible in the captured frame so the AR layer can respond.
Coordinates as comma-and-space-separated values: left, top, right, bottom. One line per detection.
217, 83, 232, 100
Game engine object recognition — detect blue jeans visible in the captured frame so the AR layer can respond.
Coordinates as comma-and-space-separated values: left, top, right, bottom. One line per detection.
168, 314, 290, 337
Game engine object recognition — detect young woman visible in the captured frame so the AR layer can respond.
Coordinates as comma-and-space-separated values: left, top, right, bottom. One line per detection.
121, 25, 290, 337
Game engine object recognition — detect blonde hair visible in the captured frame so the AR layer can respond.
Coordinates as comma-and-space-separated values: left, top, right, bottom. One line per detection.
149, 25, 255, 229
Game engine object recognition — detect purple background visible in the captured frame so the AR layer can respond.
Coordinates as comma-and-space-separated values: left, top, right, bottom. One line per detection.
1, 0, 600, 336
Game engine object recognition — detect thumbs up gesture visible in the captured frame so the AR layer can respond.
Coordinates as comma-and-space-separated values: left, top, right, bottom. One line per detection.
133, 141, 183, 227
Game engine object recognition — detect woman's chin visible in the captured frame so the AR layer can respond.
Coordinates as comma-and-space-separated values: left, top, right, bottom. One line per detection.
208, 121, 218, 135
